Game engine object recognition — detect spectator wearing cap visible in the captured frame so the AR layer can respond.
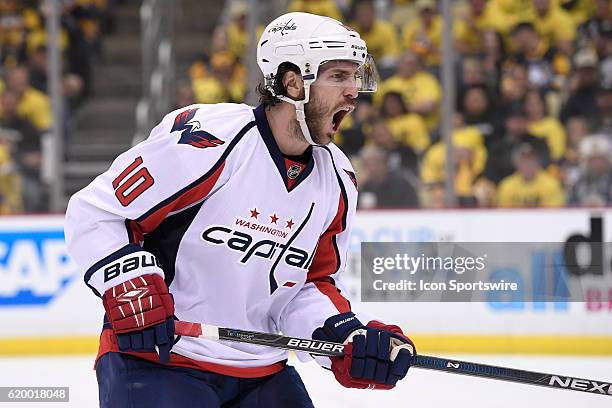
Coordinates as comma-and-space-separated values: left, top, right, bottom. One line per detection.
569, 135, 612, 205
380, 91, 430, 155
375, 50, 442, 130
357, 145, 419, 209
483, 103, 551, 183
402, 0, 442, 68
497, 143, 565, 207
560, 47, 600, 122
349, 0, 400, 71
525, 90, 567, 161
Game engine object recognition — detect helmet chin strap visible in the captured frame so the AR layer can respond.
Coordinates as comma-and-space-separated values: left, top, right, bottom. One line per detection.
271, 81, 321, 146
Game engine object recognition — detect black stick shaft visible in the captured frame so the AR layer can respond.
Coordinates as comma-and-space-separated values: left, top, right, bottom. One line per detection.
412, 355, 612, 397
176, 322, 612, 397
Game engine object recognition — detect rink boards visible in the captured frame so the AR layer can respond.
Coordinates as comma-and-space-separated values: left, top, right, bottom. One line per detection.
0, 209, 611, 355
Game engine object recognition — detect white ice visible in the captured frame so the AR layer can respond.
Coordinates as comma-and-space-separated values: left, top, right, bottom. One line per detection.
0, 354, 610, 407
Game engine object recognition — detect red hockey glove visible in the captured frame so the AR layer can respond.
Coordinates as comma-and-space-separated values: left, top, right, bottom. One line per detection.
103, 274, 175, 363
312, 312, 415, 390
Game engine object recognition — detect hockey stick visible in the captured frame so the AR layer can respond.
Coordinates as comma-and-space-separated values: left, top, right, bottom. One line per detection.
175, 321, 612, 397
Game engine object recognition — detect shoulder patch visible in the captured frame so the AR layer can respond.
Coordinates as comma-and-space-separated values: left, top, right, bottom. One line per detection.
171, 108, 225, 149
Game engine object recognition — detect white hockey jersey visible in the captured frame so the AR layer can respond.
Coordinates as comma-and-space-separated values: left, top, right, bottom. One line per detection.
65, 103, 364, 377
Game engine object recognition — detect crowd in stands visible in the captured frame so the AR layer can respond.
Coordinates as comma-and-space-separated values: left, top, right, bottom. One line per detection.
0, 0, 116, 213
188, 0, 612, 209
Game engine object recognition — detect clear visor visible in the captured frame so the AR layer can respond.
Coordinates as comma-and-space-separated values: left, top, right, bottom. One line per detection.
313, 54, 380, 92
357, 54, 379, 92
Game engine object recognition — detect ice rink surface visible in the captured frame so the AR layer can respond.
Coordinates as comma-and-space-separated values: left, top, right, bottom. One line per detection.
0, 354, 610, 407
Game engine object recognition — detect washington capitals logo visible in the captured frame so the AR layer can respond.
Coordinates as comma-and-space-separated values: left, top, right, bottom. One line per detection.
172, 108, 225, 149
268, 19, 297, 36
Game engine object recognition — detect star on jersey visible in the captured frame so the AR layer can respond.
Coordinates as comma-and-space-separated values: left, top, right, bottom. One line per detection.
250, 208, 260, 219
269, 213, 279, 224
285, 219, 294, 229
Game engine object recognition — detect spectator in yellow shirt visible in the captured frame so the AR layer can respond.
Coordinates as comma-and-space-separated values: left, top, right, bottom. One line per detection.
421, 114, 487, 204
349, 0, 401, 70
192, 51, 246, 104
380, 91, 430, 154
375, 51, 442, 130
0, 127, 22, 213
288, 0, 342, 21
525, 90, 566, 161
489, 0, 535, 27
497, 143, 565, 207
226, 3, 265, 62
2, 66, 51, 132
559, 0, 596, 26
190, 26, 225, 80
532, 0, 577, 54
454, 0, 514, 55
402, 0, 443, 67
227, 2, 248, 61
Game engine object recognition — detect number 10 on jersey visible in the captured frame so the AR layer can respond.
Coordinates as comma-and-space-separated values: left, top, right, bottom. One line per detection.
112, 156, 155, 206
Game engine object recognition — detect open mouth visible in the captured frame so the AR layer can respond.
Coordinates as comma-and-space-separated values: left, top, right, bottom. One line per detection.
331, 106, 353, 132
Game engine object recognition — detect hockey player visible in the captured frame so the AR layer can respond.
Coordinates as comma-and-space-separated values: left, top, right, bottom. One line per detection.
65, 12, 415, 407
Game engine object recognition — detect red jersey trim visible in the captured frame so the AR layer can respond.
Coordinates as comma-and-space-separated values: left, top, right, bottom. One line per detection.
95, 329, 286, 378
134, 162, 225, 235
307, 193, 350, 313
313, 279, 350, 312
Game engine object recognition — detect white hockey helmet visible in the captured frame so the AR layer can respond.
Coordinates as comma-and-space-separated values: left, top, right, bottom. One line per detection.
257, 12, 379, 145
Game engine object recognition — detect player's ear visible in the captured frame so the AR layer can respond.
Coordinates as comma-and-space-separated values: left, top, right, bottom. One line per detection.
283, 71, 304, 100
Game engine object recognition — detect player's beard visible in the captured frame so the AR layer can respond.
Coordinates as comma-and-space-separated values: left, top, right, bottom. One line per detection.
289, 91, 334, 145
